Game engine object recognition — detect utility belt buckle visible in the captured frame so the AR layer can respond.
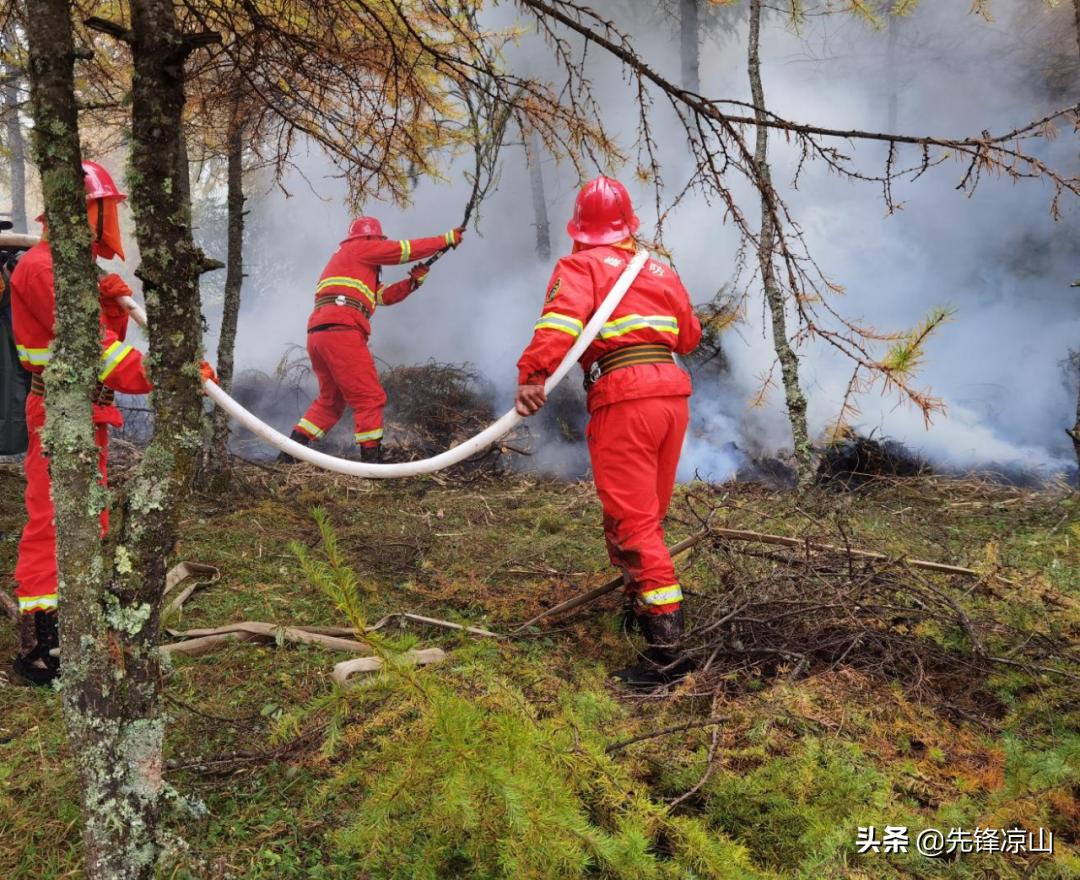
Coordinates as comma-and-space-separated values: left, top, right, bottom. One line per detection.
584, 360, 602, 390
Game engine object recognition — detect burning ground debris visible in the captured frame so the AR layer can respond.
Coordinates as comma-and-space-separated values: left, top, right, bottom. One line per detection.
816, 430, 932, 489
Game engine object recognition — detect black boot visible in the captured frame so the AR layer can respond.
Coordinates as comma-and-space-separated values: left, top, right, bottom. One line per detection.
358, 443, 382, 464
276, 429, 311, 464
12, 611, 60, 687
611, 607, 693, 691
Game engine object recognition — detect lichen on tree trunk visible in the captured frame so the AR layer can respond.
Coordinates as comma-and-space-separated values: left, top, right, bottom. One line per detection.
205, 111, 245, 477
23, 2, 163, 878
26, 0, 212, 875
747, 0, 814, 491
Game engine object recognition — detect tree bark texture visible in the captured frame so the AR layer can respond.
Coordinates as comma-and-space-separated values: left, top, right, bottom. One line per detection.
29, 0, 208, 875
2, 34, 28, 233
679, 0, 700, 93
208, 113, 245, 473
1071, 0, 1080, 481
747, 0, 814, 490
522, 129, 551, 260
23, 2, 145, 878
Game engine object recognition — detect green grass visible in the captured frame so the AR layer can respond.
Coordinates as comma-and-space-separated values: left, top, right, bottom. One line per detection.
0, 467, 1077, 878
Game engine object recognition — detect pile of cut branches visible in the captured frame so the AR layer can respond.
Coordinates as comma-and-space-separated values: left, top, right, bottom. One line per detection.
379, 360, 524, 471
679, 527, 1077, 720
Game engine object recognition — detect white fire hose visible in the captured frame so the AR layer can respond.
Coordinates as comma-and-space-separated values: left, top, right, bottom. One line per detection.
116, 249, 649, 477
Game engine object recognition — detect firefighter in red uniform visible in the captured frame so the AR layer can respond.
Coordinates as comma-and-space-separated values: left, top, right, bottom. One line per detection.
9, 161, 154, 686
280, 217, 464, 463
515, 176, 702, 689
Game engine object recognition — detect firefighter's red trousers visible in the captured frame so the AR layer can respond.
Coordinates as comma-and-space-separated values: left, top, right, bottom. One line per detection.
296, 328, 386, 446
586, 395, 688, 616
15, 394, 109, 614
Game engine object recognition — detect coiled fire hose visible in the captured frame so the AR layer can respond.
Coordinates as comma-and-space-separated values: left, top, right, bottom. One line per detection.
116, 249, 648, 477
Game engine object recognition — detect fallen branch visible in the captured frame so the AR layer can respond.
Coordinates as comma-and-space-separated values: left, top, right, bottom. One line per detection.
512, 528, 712, 632
368, 612, 502, 639
605, 713, 732, 754
712, 527, 1015, 583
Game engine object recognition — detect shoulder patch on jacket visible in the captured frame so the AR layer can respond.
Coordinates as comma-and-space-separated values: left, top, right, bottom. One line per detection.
603, 255, 625, 268
546, 277, 561, 302
647, 261, 665, 276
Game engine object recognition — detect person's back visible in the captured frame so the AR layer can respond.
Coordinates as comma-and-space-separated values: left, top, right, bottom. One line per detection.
514, 176, 702, 690
280, 217, 464, 463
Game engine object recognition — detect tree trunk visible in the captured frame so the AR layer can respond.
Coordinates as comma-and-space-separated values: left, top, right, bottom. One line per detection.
22, 2, 141, 878
1069, 353, 1080, 482
679, 0, 700, 93
748, 0, 814, 490
1069, 0, 1080, 482
2, 64, 28, 232
522, 129, 550, 260
207, 112, 245, 475
27, 0, 208, 875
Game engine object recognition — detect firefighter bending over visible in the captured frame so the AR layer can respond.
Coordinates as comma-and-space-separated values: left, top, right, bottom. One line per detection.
514, 176, 702, 690
10, 162, 152, 686
279, 217, 464, 463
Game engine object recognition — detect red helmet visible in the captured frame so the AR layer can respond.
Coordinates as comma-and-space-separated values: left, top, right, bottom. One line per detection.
566, 176, 639, 246
82, 160, 126, 202
346, 216, 386, 240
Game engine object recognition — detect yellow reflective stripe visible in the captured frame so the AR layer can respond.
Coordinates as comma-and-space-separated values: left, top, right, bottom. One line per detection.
16, 344, 50, 366
19, 594, 58, 612
638, 584, 683, 606
316, 277, 377, 305
443, 231, 454, 247
599, 314, 679, 340
398, 240, 412, 263
297, 418, 325, 439
354, 428, 384, 443
376, 285, 386, 306
534, 312, 583, 337
98, 341, 134, 381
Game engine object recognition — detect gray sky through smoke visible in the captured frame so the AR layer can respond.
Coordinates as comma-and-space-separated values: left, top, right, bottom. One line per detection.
201, 0, 1079, 480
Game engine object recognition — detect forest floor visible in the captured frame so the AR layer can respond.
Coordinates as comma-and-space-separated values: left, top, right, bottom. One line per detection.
0, 463, 1077, 879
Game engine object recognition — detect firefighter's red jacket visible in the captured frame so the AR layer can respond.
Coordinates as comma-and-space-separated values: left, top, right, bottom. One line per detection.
307, 234, 456, 335
517, 245, 702, 412
10, 241, 152, 426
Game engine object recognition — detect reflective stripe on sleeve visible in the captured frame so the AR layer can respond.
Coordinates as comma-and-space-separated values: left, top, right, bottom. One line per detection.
398, 240, 412, 263
297, 418, 326, 440
637, 584, 683, 606
316, 276, 377, 306
16, 344, 50, 366
599, 314, 679, 339
534, 312, 584, 338
443, 231, 454, 247
19, 594, 58, 613
354, 428, 384, 443
98, 341, 134, 381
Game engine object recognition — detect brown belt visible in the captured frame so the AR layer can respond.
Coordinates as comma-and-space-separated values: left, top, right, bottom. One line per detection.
585, 344, 675, 389
314, 292, 373, 319
30, 373, 116, 407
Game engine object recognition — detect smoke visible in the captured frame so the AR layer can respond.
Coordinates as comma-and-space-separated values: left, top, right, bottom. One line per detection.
195, 0, 1079, 480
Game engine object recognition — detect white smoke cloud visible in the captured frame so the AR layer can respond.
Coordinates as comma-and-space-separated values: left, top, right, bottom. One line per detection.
198, 0, 1078, 479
